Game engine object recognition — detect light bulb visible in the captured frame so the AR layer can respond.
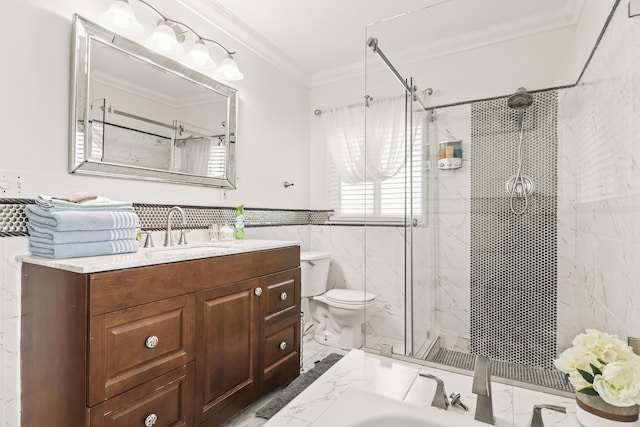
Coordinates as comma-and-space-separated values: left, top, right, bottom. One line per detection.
99, 0, 144, 36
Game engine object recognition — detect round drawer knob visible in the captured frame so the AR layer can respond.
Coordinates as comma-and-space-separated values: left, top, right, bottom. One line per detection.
144, 413, 158, 427
254, 287, 263, 296
145, 336, 159, 349
279, 341, 287, 351
280, 292, 288, 301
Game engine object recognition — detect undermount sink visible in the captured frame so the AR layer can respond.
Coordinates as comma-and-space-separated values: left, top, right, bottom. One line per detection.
311, 388, 485, 427
145, 242, 229, 255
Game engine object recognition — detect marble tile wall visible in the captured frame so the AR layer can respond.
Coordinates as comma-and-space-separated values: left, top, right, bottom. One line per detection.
431, 104, 472, 352
1, 237, 28, 427
557, 3, 640, 343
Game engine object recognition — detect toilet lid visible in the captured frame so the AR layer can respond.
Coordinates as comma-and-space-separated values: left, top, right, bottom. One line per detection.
325, 289, 375, 305
300, 251, 331, 261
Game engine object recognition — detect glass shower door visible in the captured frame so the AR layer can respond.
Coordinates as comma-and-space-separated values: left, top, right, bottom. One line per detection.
362, 57, 436, 356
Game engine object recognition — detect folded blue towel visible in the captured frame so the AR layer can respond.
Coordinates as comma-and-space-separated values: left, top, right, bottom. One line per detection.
35, 195, 133, 212
29, 239, 139, 259
25, 205, 140, 231
28, 222, 138, 244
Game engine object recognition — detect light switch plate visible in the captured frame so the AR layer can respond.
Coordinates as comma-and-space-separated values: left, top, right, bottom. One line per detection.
0, 170, 28, 198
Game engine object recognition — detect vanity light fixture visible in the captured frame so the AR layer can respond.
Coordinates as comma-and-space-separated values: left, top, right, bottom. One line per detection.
98, 0, 144, 36
182, 39, 217, 71
215, 54, 244, 81
98, 0, 243, 80
146, 20, 184, 55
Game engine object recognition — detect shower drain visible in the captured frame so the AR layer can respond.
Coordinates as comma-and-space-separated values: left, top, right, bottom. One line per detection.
428, 348, 574, 393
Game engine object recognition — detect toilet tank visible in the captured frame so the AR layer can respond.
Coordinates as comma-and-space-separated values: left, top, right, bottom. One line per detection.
300, 251, 331, 297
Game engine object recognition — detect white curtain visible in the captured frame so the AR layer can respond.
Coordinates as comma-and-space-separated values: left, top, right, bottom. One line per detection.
322, 97, 406, 184
175, 137, 212, 175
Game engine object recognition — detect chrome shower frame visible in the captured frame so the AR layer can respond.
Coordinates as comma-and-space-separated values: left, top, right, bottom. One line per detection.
366, 37, 430, 112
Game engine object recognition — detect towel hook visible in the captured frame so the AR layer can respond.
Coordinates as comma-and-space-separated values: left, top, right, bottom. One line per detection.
284, 181, 294, 188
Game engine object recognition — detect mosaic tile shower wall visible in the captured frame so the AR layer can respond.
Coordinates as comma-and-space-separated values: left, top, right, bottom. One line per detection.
470, 90, 558, 369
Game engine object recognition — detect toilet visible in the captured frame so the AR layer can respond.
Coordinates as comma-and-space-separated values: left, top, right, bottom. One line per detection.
300, 251, 376, 350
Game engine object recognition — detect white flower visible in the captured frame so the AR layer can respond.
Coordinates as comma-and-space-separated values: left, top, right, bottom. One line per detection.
593, 359, 640, 407
554, 346, 596, 390
555, 328, 640, 406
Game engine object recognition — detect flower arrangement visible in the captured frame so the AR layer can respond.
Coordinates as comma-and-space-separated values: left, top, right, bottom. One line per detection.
555, 329, 640, 407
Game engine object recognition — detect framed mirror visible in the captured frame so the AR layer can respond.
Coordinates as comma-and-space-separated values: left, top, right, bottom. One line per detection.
70, 15, 237, 188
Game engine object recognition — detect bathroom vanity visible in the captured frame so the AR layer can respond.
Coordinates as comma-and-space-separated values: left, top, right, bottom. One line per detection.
20, 241, 301, 427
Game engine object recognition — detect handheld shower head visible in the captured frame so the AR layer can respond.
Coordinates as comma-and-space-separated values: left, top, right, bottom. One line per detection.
507, 87, 534, 110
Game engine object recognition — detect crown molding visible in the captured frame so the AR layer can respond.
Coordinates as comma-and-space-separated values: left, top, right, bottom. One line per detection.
178, 0, 311, 86
312, 3, 584, 88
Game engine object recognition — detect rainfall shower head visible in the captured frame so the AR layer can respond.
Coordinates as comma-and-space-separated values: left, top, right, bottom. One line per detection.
507, 87, 534, 110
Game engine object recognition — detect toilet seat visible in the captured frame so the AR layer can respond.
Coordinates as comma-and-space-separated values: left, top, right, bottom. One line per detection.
315, 289, 376, 310
326, 289, 375, 305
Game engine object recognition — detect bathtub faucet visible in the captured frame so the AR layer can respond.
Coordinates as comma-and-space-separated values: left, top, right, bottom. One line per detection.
472, 355, 495, 424
419, 373, 449, 410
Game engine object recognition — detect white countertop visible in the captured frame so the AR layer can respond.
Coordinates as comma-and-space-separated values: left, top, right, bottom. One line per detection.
264, 349, 581, 427
18, 239, 300, 273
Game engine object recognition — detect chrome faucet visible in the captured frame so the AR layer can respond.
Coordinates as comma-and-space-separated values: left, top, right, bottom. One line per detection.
472, 355, 494, 425
164, 206, 187, 246
528, 404, 566, 427
419, 373, 450, 410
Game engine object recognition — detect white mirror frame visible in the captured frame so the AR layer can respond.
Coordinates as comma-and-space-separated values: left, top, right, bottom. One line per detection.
70, 14, 238, 188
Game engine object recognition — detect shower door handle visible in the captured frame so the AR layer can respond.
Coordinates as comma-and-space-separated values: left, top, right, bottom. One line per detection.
412, 218, 419, 227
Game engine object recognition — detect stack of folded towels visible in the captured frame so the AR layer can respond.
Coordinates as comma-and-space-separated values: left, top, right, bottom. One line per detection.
25, 191, 140, 259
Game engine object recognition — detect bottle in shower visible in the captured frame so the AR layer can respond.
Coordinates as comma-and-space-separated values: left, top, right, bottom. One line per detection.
234, 205, 245, 239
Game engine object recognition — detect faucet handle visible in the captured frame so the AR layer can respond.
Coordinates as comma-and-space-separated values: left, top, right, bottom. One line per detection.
419, 373, 450, 410
528, 404, 566, 427
449, 393, 469, 411
142, 231, 155, 248
178, 229, 189, 245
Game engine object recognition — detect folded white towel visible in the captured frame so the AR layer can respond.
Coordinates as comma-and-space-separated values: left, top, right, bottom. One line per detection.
25, 205, 140, 231
36, 195, 133, 211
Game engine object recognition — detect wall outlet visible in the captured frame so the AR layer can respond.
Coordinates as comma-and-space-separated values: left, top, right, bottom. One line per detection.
0, 170, 28, 198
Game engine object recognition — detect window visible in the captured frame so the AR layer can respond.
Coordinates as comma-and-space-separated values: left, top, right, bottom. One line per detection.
328, 114, 427, 222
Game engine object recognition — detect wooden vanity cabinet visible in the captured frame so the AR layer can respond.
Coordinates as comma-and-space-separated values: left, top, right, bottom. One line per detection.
21, 246, 301, 427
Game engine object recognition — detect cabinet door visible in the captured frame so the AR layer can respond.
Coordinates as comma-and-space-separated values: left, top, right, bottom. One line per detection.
195, 279, 260, 424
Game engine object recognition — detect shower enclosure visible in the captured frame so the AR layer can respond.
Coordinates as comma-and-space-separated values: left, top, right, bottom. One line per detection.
359, 0, 616, 392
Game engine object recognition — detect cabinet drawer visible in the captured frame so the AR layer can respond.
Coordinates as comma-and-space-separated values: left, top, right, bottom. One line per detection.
89, 363, 194, 427
89, 294, 196, 405
262, 315, 300, 384
261, 268, 300, 324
